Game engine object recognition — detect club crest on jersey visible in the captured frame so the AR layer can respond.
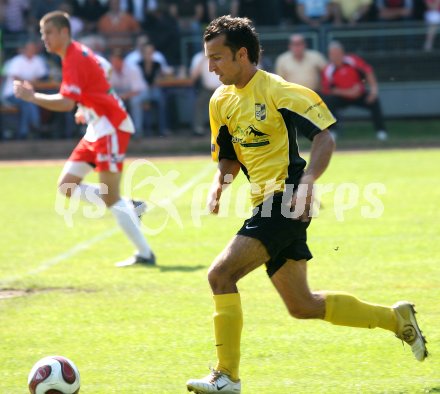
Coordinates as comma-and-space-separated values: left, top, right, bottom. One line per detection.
255, 103, 266, 121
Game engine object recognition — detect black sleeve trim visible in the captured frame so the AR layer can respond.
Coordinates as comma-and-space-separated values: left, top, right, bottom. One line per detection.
278, 108, 322, 141
217, 125, 237, 161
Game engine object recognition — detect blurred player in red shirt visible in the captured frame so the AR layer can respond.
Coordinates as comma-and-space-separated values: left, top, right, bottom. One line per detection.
14, 11, 155, 267
322, 41, 388, 141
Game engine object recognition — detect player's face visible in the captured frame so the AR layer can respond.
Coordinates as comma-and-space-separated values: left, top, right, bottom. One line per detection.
40, 21, 66, 55
205, 35, 243, 86
289, 36, 305, 58
329, 46, 344, 66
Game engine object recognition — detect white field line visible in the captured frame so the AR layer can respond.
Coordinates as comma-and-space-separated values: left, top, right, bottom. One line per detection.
0, 164, 214, 286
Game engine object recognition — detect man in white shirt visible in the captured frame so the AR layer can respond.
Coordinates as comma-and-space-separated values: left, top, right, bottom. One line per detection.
190, 50, 221, 135
124, 34, 171, 73
274, 34, 327, 92
2, 41, 48, 139
109, 49, 149, 137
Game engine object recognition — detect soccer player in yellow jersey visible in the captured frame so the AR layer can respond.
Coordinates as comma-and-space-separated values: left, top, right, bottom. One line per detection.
186, 16, 427, 394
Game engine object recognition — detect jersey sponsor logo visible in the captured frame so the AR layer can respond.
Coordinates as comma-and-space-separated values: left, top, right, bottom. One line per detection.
255, 103, 266, 121
304, 100, 324, 114
247, 124, 268, 137
231, 124, 270, 148
63, 84, 81, 95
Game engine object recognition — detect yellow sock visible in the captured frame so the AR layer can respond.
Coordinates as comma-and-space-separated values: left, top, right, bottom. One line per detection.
213, 293, 242, 382
324, 292, 397, 332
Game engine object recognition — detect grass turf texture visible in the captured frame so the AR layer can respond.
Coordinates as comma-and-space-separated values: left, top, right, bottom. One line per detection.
0, 150, 439, 393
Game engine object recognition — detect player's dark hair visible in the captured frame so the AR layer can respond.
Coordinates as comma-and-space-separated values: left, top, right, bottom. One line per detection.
204, 15, 261, 65
40, 11, 71, 35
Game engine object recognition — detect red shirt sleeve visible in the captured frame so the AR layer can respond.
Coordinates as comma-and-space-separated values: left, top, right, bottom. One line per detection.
347, 54, 373, 75
60, 57, 83, 102
321, 66, 331, 95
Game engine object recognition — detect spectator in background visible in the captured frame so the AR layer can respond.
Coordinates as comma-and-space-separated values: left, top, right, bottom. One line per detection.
125, 34, 170, 73
207, 0, 239, 19
168, 0, 204, 61
190, 50, 221, 136
2, 40, 48, 139
78, 34, 107, 55
1, 0, 30, 34
98, 0, 140, 49
376, 0, 413, 22
423, 0, 440, 51
143, 4, 181, 66
322, 41, 388, 141
169, 0, 204, 33
296, 0, 336, 27
333, 0, 373, 24
59, 2, 85, 37
137, 42, 170, 136
72, 0, 109, 33
275, 34, 327, 92
31, 0, 64, 26
280, 0, 299, 25
109, 49, 148, 138
119, 0, 157, 23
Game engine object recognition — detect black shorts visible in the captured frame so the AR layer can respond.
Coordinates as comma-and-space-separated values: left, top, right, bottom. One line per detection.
237, 193, 312, 277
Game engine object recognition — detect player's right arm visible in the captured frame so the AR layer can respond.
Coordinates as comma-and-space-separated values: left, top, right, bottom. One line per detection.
13, 80, 75, 112
207, 159, 241, 214
207, 90, 240, 214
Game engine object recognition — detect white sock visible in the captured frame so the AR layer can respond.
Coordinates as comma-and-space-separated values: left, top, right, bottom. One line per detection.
110, 199, 152, 258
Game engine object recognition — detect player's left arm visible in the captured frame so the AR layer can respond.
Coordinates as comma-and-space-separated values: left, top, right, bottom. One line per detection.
295, 130, 335, 221
303, 130, 335, 181
13, 80, 76, 112
283, 84, 337, 221
365, 70, 379, 104
352, 55, 378, 104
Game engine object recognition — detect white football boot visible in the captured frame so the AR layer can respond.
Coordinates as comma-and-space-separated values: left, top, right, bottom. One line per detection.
393, 301, 428, 361
187, 370, 241, 393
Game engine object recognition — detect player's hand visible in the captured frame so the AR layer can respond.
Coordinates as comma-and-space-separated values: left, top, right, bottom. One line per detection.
13, 80, 35, 102
366, 91, 377, 104
206, 186, 221, 215
74, 108, 86, 124
290, 174, 315, 222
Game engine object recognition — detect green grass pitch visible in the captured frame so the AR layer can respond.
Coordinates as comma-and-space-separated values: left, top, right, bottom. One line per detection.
0, 150, 439, 393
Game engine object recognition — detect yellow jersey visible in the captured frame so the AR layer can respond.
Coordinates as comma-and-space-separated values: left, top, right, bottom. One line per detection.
209, 69, 336, 207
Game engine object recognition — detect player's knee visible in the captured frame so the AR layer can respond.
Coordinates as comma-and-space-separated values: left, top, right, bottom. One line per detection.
207, 263, 237, 290
207, 265, 223, 288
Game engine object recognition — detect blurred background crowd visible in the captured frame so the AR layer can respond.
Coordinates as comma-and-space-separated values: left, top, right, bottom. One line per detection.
0, 0, 439, 141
